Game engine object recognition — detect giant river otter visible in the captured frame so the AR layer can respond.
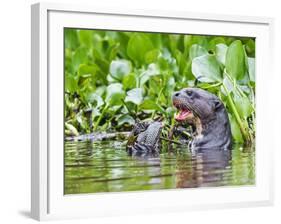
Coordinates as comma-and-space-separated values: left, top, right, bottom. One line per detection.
126, 88, 232, 156
172, 87, 232, 150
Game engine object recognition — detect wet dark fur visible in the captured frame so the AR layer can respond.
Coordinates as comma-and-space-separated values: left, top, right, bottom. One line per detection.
172, 88, 232, 151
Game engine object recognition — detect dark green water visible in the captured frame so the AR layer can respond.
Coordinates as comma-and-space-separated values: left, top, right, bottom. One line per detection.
64, 140, 255, 194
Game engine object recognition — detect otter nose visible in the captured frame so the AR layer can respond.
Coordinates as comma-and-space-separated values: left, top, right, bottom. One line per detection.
173, 91, 180, 97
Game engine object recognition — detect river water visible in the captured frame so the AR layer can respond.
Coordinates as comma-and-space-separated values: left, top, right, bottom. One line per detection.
64, 140, 255, 194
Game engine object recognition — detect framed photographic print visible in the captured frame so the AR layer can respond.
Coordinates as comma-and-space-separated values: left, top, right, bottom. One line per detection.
31, 2, 274, 221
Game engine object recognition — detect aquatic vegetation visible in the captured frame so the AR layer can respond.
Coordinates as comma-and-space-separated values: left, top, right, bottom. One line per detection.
64, 29, 255, 144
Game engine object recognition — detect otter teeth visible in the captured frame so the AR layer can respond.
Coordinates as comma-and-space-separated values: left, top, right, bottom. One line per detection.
175, 108, 191, 121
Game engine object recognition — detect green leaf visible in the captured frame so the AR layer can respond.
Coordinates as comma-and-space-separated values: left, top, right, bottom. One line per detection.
208, 37, 226, 51
65, 74, 78, 93
78, 64, 97, 78
215, 43, 228, 65
191, 54, 222, 83
225, 40, 246, 80
139, 63, 160, 86
106, 43, 120, 61
221, 75, 234, 95
165, 77, 175, 93
93, 56, 109, 80
247, 57, 255, 82
175, 50, 190, 77
105, 83, 125, 106
234, 95, 253, 119
87, 93, 104, 108
165, 106, 176, 117
117, 114, 135, 126
65, 29, 79, 50
65, 123, 79, 136
125, 88, 144, 105
107, 73, 117, 83
229, 114, 243, 143
245, 39, 255, 57
127, 33, 154, 65
109, 59, 131, 81
72, 47, 88, 72
108, 105, 122, 113
145, 49, 160, 64
189, 44, 208, 60
78, 30, 93, 48
123, 73, 136, 90
92, 108, 101, 117
183, 35, 193, 49
139, 99, 162, 111
147, 33, 162, 48
76, 112, 88, 131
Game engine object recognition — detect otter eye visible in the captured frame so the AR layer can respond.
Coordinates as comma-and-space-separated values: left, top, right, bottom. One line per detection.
186, 90, 193, 96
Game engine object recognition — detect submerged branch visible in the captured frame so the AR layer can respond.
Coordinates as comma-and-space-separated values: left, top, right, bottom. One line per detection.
160, 137, 183, 145
65, 131, 130, 142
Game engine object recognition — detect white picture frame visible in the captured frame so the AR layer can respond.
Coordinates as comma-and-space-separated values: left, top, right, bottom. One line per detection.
31, 2, 274, 221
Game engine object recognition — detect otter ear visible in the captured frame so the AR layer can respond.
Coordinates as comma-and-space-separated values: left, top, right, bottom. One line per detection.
213, 99, 222, 111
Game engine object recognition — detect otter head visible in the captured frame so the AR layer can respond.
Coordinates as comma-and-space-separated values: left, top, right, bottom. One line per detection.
172, 88, 222, 124
172, 87, 231, 150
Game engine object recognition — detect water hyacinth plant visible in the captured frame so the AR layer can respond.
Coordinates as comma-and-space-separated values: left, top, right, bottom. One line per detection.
64, 29, 255, 144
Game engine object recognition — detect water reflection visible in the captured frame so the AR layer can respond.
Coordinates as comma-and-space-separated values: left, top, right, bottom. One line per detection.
64, 141, 255, 194
176, 149, 231, 188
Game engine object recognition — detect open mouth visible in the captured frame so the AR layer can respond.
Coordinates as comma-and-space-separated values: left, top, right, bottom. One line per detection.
175, 107, 192, 121
173, 100, 192, 121
173, 98, 193, 122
